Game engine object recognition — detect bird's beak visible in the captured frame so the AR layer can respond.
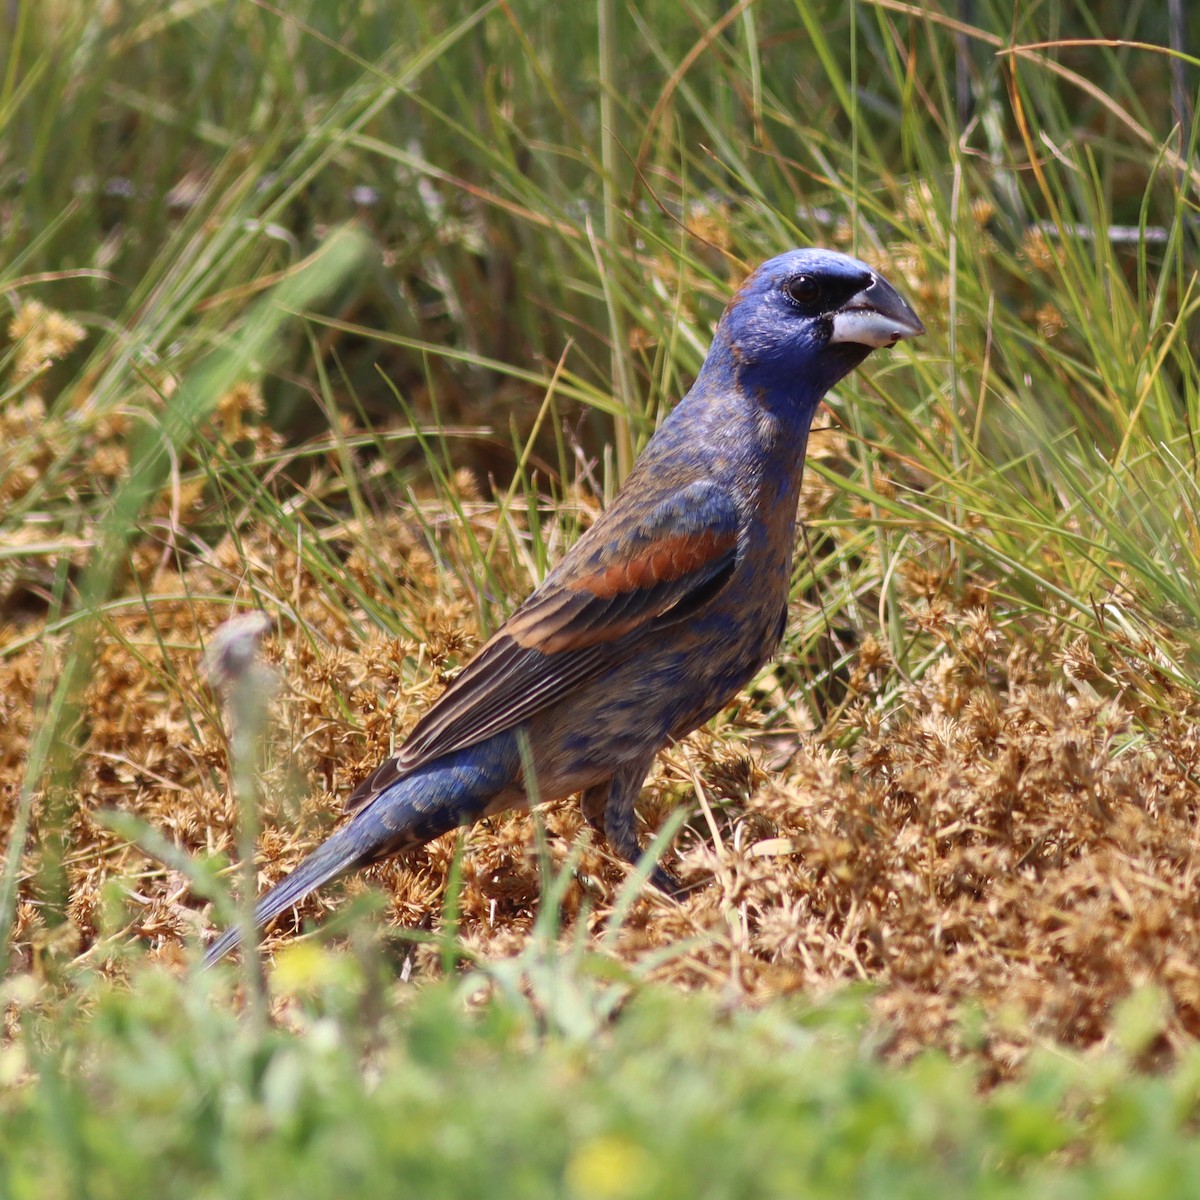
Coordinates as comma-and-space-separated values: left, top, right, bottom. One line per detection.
829, 273, 925, 349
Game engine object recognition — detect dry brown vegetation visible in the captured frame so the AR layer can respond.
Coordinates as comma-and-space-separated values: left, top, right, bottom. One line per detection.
6, 373, 1200, 1080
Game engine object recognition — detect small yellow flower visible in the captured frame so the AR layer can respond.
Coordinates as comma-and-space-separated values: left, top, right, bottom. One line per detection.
271, 940, 338, 992
566, 1135, 651, 1200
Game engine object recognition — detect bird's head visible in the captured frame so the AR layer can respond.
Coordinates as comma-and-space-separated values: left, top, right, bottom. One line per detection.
717, 248, 924, 408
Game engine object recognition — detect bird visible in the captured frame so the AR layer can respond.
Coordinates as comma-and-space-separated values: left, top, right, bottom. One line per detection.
203, 248, 924, 965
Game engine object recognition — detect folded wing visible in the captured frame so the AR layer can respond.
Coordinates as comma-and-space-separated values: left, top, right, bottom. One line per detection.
346, 479, 741, 814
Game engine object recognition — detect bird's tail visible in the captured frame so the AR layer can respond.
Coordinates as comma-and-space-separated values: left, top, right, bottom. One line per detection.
202, 820, 370, 967
202, 732, 524, 968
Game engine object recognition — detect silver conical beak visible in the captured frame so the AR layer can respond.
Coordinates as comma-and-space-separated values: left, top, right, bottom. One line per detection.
829, 273, 925, 349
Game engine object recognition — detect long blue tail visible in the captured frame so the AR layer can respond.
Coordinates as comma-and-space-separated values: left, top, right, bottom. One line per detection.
202, 820, 371, 966
203, 733, 521, 967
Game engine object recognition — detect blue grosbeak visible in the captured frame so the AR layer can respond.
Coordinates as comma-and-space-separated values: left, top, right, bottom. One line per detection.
204, 248, 923, 964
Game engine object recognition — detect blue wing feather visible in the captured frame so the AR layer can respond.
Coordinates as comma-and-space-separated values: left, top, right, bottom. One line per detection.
346, 479, 740, 814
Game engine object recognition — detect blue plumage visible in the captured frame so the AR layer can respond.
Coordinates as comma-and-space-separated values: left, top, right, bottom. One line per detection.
204, 249, 923, 966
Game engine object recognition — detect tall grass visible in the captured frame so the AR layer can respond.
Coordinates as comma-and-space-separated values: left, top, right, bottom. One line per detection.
6, 4, 1195, 652
3, 2, 1200, 1182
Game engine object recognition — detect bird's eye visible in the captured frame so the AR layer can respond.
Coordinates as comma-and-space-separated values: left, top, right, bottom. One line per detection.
785, 274, 821, 306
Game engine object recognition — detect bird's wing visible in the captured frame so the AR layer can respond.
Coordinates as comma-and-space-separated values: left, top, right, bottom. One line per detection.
345, 479, 740, 813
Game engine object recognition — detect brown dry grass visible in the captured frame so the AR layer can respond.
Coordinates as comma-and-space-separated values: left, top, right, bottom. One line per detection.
5, 380, 1200, 1081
